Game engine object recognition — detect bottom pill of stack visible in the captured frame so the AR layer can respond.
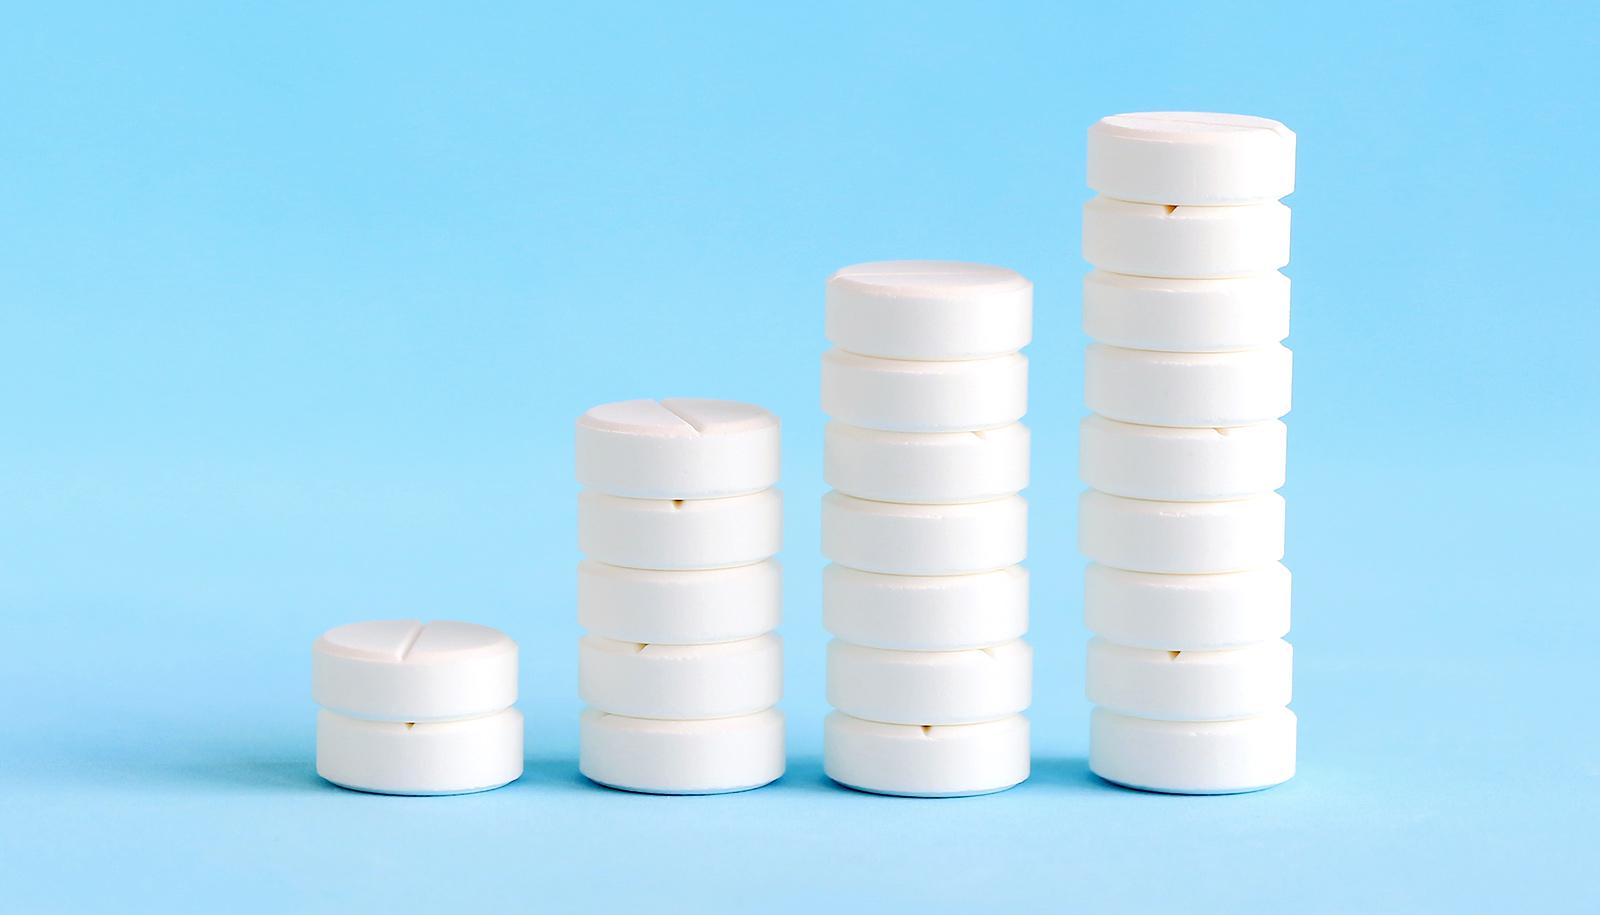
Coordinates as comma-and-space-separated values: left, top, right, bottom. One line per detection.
579, 708, 785, 795
821, 568, 1032, 797
1082, 563, 1295, 794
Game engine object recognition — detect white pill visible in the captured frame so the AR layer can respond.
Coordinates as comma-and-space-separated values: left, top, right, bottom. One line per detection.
824, 712, 1030, 797
825, 260, 1033, 360
821, 348, 1028, 433
1087, 112, 1296, 205
579, 708, 785, 795
312, 620, 517, 723
827, 638, 1032, 726
1082, 270, 1290, 352
1090, 706, 1296, 794
1086, 636, 1292, 721
316, 707, 524, 796
1085, 562, 1291, 651
1078, 490, 1285, 574
1084, 343, 1292, 428
1082, 196, 1290, 278
1079, 415, 1286, 501
577, 558, 781, 645
822, 491, 1027, 576
824, 420, 1029, 504
578, 634, 782, 720
577, 489, 782, 571
574, 399, 780, 500
824, 564, 1029, 651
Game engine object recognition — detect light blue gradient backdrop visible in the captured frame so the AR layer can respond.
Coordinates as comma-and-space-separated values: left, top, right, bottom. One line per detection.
3, 2, 1595, 912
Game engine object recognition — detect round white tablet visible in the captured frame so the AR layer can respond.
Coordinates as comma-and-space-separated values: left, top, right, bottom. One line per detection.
1082, 270, 1290, 352
1090, 706, 1296, 794
575, 399, 780, 500
824, 564, 1029, 651
827, 638, 1032, 726
1079, 414, 1286, 501
1084, 562, 1291, 651
579, 708, 785, 795
316, 707, 524, 796
824, 712, 1030, 797
577, 558, 781, 645
824, 420, 1030, 504
1084, 343, 1292, 428
1078, 490, 1285, 574
1087, 112, 1296, 205
821, 349, 1028, 433
578, 634, 783, 720
821, 491, 1027, 576
1082, 196, 1290, 278
312, 620, 518, 723
825, 260, 1033, 360
577, 489, 782, 571
1086, 637, 1292, 721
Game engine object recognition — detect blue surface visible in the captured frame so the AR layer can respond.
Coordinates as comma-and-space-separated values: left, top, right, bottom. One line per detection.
3, 2, 1597, 912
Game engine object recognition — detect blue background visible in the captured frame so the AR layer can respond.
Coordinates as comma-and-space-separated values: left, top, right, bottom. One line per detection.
4, 1, 1597, 912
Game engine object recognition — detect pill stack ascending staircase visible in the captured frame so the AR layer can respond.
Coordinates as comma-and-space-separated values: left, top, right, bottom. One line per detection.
574, 399, 785, 794
1079, 112, 1297, 794
313, 620, 524, 795
819, 261, 1034, 797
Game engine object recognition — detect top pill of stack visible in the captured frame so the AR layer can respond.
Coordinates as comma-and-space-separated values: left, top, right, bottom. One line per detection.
576, 398, 781, 500
1087, 112, 1296, 205
826, 261, 1033, 360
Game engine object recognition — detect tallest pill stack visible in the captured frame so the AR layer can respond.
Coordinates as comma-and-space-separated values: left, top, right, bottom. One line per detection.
820, 261, 1034, 797
1080, 113, 1298, 794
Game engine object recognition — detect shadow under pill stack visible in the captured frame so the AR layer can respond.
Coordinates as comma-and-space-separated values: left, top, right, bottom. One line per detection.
574, 399, 786, 794
819, 261, 1035, 797
1079, 113, 1298, 794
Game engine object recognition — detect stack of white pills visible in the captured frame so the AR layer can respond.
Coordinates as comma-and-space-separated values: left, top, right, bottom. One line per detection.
313, 620, 523, 795
1080, 112, 1297, 794
820, 261, 1034, 797
574, 399, 785, 794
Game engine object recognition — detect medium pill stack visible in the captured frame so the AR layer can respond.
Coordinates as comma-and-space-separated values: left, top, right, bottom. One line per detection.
1079, 112, 1297, 794
313, 620, 523, 795
574, 399, 785, 794
819, 261, 1034, 797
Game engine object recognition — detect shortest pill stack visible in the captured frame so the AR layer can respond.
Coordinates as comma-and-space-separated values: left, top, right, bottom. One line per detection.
575, 399, 784, 794
1080, 112, 1298, 794
821, 261, 1034, 797
313, 620, 523, 795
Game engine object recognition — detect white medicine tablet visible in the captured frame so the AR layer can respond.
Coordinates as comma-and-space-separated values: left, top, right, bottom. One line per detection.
577, 489, 782, 571
1086, 636, 1292, 721
1082, 196, 1290, 278
1078, 490, 1285, 574
824, 712, 1030, 797
1079, 414, 1286, 501
821, 349, 1028, 433
824, 421, 1030, 504
577, 558, 781, 645
827, 638, 1032, 726
825, 260, 1033, 360
578, 634, 782, 720
1084, 343, 1292, 428
1084, 562, 1291, 651
575, 399, 780, 500
316, 707, 524, 796
824, 564, 1029, 651
822, 491, 1027, 576
312, 620, 518, 723
1087, 112, 1296, 205
579, 708, 785, 795
1082, 270, 1290, 352
1090, 706, 1296, 794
